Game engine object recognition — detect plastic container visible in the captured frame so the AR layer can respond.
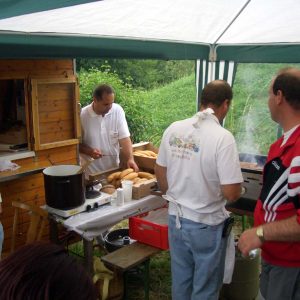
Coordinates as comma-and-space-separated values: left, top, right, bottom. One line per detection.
116, 188, 124, 206
221, 249, 260, 300
129, 208, 169, 250
122, 180, 133, 202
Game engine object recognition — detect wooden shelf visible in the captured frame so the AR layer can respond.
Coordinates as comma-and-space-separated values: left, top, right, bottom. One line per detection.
0, 161, 51, 183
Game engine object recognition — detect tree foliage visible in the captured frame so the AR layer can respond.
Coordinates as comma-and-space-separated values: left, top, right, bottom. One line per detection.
77, 58, 194, 90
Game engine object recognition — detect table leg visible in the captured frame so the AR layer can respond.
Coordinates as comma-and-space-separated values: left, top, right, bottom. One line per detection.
48, 216, 59, 244
83, 238, 94, 275
144, 259, 150, 300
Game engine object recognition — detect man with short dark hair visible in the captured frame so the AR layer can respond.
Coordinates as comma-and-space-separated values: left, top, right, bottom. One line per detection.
155, 80, 242, 300
238, 68, 300, 300
79, 84, 138, 175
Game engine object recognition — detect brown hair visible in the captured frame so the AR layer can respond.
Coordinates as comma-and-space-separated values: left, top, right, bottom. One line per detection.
93, 84, 114, 100
0, 242, 97, 300
201, 80, 233, 107
273, 68, 300, 110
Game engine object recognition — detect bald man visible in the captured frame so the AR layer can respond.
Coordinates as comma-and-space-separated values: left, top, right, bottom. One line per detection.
238, 68, 300, 300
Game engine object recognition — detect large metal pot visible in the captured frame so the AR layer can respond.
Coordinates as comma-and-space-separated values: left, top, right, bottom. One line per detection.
43, 165, 85, 210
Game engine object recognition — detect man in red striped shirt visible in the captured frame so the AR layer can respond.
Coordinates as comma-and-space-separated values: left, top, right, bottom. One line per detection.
238, 68, 300, 300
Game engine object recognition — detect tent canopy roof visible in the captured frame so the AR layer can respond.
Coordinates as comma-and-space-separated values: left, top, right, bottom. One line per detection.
0, 0, 300, 62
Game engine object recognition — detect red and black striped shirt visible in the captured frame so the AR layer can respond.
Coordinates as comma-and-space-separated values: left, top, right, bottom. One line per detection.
254, 125, 300, 267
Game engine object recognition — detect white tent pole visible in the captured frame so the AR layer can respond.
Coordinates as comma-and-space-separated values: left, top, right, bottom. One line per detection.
208, 45, 216, 82
213, 0, 251, 45
195, 59, 201, 112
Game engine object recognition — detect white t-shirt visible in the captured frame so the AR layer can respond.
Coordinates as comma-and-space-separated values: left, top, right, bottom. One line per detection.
157, 113, 243, 225
281, 124, 300, 146
80, 103, 130, 175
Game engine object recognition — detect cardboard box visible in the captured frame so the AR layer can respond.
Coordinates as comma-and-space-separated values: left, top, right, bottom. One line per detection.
132, 178, 157, 200
88, 167, 120, 182
132, 141, 158, 172
89, 167, 157, 200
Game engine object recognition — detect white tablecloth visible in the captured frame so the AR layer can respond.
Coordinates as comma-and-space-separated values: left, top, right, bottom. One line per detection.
62, 195, 166, 240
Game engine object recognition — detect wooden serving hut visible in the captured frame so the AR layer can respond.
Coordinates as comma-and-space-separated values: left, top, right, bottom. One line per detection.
0, 59, 80, 252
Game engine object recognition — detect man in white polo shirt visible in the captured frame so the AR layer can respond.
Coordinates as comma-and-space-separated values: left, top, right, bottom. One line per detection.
80, 84, 138, 176
155, 80, 243, 300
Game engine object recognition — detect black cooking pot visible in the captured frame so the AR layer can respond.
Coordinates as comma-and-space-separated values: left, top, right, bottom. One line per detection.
43, 165, 85, 210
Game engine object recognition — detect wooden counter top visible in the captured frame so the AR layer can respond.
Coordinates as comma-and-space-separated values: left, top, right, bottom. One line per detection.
0, 161, 51, 183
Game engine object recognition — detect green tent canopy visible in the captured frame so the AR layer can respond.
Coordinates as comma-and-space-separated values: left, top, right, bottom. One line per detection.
0, 0, 299, 62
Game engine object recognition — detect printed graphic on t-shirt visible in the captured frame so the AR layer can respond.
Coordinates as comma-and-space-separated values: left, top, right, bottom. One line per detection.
168, 133, 200, 160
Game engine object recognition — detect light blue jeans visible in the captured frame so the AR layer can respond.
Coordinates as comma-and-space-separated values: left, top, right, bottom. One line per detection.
0, 222, 3, 258
168, 215, 227, 300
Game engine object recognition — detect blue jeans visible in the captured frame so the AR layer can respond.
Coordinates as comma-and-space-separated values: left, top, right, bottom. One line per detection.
168, 215, 227, 300
0, 222, 3, 258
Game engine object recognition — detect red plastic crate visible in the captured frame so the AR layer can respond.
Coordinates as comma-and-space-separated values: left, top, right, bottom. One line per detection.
129, 209, 169, 250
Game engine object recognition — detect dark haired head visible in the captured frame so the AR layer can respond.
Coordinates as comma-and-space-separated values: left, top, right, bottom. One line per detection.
0, 242, 97, 300
273, 68, 300, 110
200, 80, 233, 107
93, 84, 115, 101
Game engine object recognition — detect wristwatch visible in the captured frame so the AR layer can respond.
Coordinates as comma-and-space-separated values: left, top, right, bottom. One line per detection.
256, 226, 265, 243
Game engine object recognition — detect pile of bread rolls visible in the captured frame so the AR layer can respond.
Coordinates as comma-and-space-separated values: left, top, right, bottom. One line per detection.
100, 168, 156, 194
133, 150, 157, 158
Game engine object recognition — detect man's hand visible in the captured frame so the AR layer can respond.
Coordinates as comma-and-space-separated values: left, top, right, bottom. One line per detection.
79, 143, 102, 159
238, 227, 263, 257
90, 148, 102, 159
127, 158, 139, 172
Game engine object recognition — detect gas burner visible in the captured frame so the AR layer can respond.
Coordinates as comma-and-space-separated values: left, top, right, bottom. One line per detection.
85, 185, 101, 199
45, 192, 112, 218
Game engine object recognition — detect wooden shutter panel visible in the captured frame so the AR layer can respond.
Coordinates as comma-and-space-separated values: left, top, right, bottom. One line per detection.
30, 77, 80, 150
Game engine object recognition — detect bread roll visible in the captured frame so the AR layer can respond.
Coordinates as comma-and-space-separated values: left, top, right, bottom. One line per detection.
101, 185, 116, 195
107, 171, 121, 183
122, 172, 138, 180
120, 168, 134, 178
138, 172, 155, 179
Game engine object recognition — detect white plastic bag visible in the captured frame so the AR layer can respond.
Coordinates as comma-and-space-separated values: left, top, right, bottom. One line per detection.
0, 160, 20, 172
223, 232, 235, 284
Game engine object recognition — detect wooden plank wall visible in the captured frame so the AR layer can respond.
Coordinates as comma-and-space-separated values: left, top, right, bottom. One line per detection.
0, 59, 78, 253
